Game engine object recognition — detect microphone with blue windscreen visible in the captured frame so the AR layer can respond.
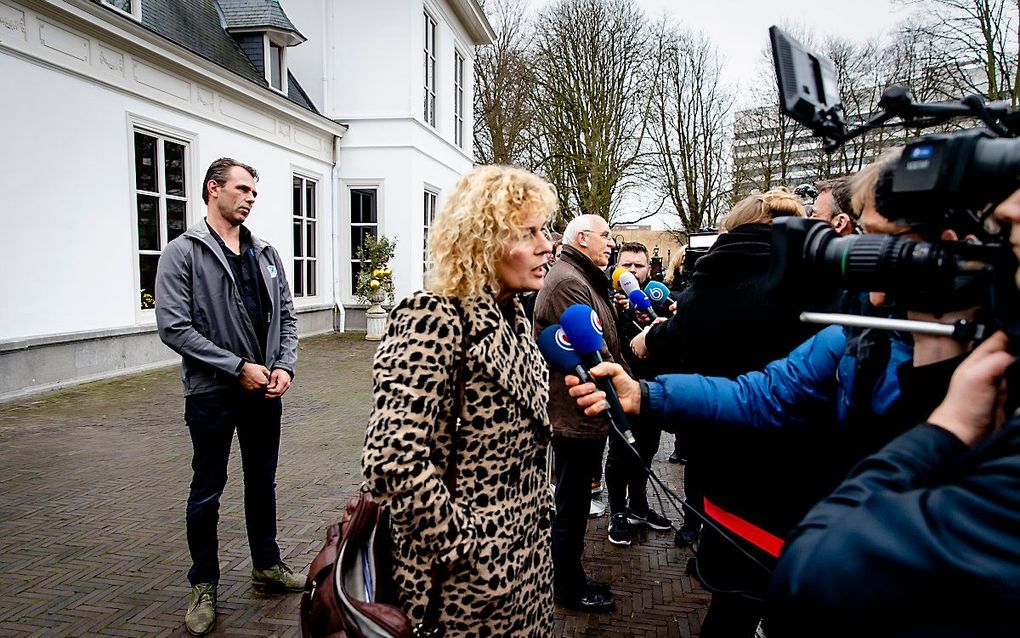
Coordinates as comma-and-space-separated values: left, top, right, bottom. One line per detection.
557, 305, 636, 444
627, 289, 658, 320
537, 324, 587, 381
644, 280, 673, 316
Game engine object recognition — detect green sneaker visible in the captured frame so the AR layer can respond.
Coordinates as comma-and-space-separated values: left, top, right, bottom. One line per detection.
251, 561, 305, 591
185, 583, 216, 636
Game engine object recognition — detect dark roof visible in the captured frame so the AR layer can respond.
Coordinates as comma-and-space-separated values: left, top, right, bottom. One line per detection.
94, 0, 319, 113
216, 0, 304, 42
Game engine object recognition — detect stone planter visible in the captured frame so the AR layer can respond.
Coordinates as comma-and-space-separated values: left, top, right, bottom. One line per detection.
365, 291, 389, 341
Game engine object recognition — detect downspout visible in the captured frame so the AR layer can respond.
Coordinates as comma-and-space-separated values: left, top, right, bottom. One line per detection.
332, 133, 345, 332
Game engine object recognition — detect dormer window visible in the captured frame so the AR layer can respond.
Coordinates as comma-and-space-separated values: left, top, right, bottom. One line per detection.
102, 0, 140, 19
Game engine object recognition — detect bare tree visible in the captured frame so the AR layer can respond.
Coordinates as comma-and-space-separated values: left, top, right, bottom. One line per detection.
531, 0, 655, 223
649, 24, 731, 232
898, 0, 1019, 105
473, 0, 536, 166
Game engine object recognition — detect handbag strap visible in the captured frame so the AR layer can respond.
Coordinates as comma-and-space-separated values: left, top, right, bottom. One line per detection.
418, 303, 469, 637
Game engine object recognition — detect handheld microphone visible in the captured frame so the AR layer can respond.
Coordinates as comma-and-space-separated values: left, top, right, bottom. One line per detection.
618, 271, 641, 296
611, 267, 628, 291
644, 280, 673, 316
558, 305, 636, 444
627, 289, 659, 320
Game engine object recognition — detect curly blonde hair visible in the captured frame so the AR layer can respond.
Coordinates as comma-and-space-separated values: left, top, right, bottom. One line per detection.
720, 187, 805, 231
427, 165, 558, 298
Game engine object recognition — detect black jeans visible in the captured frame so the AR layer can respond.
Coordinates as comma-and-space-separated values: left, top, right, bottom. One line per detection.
185, 388, 283, 586
605, 415, 661, 515
551, 435, 605, 595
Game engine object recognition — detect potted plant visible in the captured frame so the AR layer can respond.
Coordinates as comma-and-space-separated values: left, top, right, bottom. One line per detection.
354, 234, 397, 305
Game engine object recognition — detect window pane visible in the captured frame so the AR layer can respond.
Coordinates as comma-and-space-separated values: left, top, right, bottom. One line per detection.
164, 141, 186, 196
351, 261, 362, 291
134, 132, 157, 192
351, 226, 377, 256
293, 220, 302, 257
104, 0, 131, 12
306, 221, 316, 258
293, 176, 302, 216
293, 259, 303, 296
306, 260, 316, 296
305, 181, 316, 219
351, 189, 377, 223
270, 45, 282, 90
137, 194, 159, 250
139, 254, 159, 309
167, 199, 186, 242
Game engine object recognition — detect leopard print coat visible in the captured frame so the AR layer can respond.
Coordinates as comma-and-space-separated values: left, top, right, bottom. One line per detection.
362, 290, 554, 637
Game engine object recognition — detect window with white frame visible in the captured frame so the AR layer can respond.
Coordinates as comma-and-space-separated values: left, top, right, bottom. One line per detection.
268, 41, 285, 92
102, 0, 139, 18
454, 50, 465, 147
292, 175, 317, 297
423, 190, 437, 273
423, 12, 437, 127
350, 188, 379, 292
133, 129, 188, 310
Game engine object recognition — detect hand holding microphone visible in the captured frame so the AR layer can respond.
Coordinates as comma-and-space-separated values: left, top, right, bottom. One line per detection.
644, 281, 673, 317
555, 305, 642, 443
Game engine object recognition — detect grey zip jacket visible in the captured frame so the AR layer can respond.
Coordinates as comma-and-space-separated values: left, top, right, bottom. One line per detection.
155, 221, 298, 396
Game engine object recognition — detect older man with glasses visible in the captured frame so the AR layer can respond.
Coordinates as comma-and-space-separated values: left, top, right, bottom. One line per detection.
533, 214, 624, 613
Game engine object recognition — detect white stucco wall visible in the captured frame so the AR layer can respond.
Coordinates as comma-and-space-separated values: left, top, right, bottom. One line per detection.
0, 52, 335, 342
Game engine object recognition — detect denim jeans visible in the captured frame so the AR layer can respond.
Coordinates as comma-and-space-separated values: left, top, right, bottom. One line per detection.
184, 388, 282, 586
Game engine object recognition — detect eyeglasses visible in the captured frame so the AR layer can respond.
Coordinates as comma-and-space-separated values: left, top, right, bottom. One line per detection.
582, 230, 612, 240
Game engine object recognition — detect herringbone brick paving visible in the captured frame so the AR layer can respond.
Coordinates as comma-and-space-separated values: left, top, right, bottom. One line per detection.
0, 333, 709, 637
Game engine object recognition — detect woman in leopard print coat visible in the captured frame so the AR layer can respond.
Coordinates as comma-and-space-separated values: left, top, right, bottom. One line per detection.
362, 165, 558, 637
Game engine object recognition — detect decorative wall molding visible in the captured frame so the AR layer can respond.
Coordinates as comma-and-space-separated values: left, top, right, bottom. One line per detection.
0, 0, 341, 162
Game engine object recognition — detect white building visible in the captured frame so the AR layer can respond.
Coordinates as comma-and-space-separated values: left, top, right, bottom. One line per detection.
0, 0, 493, 401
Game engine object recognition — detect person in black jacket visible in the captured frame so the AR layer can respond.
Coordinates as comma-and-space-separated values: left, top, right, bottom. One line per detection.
765, 188, 1020, 638
629, 187, 818, 637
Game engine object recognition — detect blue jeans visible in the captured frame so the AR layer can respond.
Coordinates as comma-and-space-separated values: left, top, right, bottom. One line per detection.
184, 388, 283, 586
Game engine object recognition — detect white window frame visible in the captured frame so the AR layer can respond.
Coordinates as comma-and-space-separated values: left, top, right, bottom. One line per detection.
127, 116, 195, 317
423, 189, 438, 273
264, 34, 288, 95
423, 11, 437, 127
453, 49, 465, 148
292, 173, 319, 299
101, 0, 140, 19
346, 182, 383, 301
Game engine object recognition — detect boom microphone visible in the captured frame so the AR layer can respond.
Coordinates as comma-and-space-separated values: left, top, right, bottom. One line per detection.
558, 305, 636, 444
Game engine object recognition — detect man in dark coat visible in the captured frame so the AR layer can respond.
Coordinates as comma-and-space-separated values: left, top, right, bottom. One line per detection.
534, 214, 625, 613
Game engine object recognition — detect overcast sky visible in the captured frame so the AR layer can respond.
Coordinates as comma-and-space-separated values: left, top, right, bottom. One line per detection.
525, 0, 913, 101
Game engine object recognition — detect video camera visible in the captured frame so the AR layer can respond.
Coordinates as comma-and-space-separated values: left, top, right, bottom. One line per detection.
768, 26, 1020, 332
686, 230, 719, 274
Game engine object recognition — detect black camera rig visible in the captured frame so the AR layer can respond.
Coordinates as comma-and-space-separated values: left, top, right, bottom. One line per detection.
767, 26, 1020, 340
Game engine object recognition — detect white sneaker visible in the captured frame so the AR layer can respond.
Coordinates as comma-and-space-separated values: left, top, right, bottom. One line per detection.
589, 498, 606, 518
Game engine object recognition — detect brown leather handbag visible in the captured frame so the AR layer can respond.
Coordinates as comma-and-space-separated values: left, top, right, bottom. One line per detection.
300, 332, 467, 638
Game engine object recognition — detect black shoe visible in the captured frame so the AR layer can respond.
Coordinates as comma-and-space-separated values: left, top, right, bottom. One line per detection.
668, 452, 686, 464
585, 576, 612, 595
627, 509, 673, 531
674, 525, 699, 548
554, 590, 615, 613
608, 512, 632, 546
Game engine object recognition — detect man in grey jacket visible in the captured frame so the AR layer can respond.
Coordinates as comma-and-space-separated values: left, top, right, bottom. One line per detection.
155, 157, 301, 636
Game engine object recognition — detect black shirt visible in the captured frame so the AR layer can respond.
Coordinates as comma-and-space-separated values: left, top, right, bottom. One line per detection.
206, 222, 269, 362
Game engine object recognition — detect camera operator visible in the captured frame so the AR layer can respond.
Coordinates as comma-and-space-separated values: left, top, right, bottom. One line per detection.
566, 154, 978, 637
764, 187, 1020, 638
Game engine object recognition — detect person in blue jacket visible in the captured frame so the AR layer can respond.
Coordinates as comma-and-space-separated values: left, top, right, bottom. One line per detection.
763, 188, 1020, 638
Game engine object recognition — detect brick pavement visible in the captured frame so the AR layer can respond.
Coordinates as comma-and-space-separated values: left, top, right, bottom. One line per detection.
0, 333, 709, 637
